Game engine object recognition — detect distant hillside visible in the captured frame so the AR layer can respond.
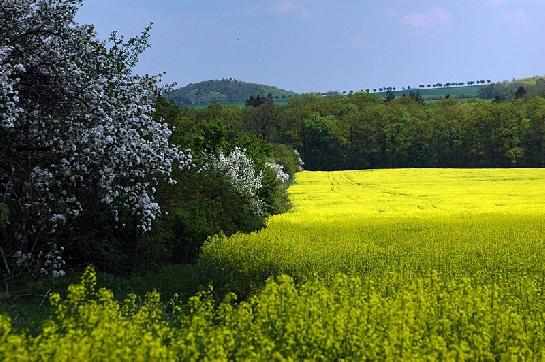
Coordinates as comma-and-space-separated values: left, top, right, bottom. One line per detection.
478, 76, 545, 101
165, 79, 296, 106
375, 85, 482, 102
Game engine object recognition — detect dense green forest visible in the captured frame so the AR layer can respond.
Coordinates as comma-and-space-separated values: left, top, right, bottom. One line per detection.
164, 79, 295, 106
176, 90, 545, 171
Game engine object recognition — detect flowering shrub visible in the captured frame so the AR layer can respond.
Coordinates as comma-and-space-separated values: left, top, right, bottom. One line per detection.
0, 0, 190, 273
201, 147, 265, 216
265, 162, 289, 184
293, 149, 305, 171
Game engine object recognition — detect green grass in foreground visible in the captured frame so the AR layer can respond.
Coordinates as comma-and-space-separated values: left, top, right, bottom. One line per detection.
3, 169, 545, 360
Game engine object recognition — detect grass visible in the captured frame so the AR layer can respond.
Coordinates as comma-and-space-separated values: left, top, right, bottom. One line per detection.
3, 169, 545, 360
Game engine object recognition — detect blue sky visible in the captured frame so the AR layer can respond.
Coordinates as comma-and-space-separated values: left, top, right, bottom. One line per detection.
77, 0, 545, 93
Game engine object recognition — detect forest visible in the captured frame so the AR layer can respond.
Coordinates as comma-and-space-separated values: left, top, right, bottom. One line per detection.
179, 90, 545, 171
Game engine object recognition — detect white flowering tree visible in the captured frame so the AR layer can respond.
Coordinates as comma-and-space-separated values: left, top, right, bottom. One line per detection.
201, 147, 265, 216
0, 0, 190, 276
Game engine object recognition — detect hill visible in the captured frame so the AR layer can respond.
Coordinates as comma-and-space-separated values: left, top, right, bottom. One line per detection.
165, 79, 296, 106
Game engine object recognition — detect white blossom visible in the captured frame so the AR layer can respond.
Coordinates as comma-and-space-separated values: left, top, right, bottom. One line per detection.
41, 243, 66, 278
13, 250, 32, 267
294, 149, 305, 171
266, 162, 289, 184
202, 147, 265, 215
0, 0, 192, 238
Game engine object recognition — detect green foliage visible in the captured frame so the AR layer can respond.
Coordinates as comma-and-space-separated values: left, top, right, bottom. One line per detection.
274, 95, 545, 169
0, 202, 8, 227
151, 170, 266, 263
245, 93, 273, 107
378, 85, 482, 102
258, 168, 290, 215
384, 89, 396, 102
480, 77, 545, 101
303, 115, 346, 170
243, 101, 280, 140
269, 143, 300, 178
144, 101, 298, 264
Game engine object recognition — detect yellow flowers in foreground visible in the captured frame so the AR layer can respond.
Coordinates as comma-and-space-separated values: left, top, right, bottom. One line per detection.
4, 169, 545, 360
3, 267, 545, 360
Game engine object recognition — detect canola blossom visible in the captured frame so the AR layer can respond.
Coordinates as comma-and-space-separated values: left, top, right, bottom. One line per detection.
201, 169, 545, 292
4, 169, 545, 360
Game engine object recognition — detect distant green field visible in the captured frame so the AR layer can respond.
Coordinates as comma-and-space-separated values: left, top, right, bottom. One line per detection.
376, 85, 482, 101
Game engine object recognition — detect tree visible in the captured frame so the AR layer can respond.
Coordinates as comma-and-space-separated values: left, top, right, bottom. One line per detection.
303, 115, 343, 170
244, 101, 278, 140
1, 0, 190, 275
408, 91, 425, 105
384, 90, 396, 103
245, 94, 272, 107
515, 86, 528, 99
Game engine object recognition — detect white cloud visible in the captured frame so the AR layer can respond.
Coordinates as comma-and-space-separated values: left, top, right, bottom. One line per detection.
272, 0, 313, 18
397, 7, 452, 35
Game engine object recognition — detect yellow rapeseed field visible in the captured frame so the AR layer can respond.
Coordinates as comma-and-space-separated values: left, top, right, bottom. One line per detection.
201, 169, 545, 292
3, 169, 545, 360
289, 169, 545, 219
